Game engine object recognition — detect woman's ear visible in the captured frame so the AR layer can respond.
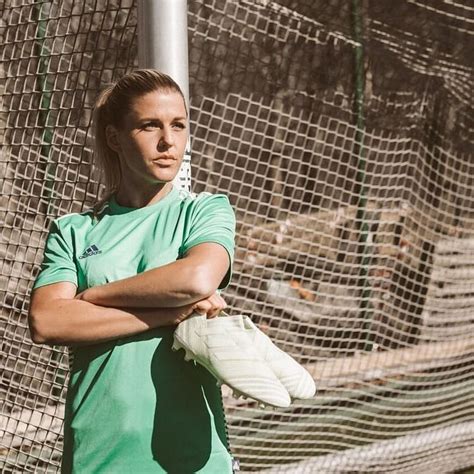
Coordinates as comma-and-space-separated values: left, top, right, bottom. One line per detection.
105, 125, 121, 153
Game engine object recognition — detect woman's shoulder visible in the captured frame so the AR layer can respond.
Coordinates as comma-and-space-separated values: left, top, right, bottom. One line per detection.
175, 188, 232, 208
174, 188, 235, 227
51, 202, 109, 230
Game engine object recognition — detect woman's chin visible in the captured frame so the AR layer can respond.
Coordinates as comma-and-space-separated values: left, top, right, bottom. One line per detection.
151, 169, 180, 183
151, 163, 181, 179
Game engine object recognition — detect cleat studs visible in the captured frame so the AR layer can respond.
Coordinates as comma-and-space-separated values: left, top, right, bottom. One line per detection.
183, 350, 196, 362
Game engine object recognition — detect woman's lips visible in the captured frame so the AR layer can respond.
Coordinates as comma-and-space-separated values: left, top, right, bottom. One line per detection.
152, 156, 176, 165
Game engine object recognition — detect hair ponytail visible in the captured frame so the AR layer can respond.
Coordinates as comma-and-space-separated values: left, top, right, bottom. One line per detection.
92, 84, 119, 217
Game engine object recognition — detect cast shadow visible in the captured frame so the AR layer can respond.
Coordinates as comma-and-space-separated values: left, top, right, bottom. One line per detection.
150, 329, 229, 473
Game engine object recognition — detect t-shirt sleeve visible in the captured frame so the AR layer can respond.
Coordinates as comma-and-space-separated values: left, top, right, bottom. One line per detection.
179, 193, 236, 290
32, 219, 78, 290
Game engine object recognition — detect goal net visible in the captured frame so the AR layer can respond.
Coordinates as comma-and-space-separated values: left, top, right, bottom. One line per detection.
1, 0, 473, 472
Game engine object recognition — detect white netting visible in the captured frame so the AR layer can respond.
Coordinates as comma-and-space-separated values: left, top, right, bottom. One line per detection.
1, 0, 473, 472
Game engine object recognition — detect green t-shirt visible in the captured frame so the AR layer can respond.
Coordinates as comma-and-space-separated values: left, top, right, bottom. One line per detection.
32, 186, 236, 473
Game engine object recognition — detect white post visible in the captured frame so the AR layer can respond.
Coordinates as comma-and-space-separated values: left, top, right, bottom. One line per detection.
138, 0, 191, 191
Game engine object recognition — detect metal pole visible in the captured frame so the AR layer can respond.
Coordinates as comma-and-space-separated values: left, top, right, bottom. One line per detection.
138, 0, 191, 191
35, 1, 55, 216
351, 0, 375, 352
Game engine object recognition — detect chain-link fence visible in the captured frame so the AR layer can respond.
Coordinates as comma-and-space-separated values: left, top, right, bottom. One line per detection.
1, 0, 473, 472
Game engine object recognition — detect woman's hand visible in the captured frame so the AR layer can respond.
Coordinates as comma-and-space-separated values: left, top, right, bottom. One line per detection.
173, 292, 227, 324
75, 290, 87, 300
192, 292, 227, 319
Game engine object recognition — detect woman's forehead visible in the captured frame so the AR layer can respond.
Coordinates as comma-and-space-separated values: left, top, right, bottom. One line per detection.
129, 90, 187, 118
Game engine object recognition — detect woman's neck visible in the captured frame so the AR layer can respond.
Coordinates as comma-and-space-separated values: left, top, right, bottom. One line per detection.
114, 182, 173, 209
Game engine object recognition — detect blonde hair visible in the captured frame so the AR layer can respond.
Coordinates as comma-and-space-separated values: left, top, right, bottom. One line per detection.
91, 69, 186, 216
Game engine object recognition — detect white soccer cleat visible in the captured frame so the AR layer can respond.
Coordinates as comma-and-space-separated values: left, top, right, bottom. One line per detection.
237, 314, 316, 400
173, 312, 291, 408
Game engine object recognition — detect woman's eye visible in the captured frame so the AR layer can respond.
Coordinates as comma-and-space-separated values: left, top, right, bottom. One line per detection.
173, 122, 186, 130
142, 122, 157, 130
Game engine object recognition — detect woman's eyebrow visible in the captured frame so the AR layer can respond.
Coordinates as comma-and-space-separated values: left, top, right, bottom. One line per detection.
138, 116, 187, 121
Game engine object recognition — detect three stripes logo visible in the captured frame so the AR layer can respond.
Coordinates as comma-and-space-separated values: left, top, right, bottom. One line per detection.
79, 244, 102, 259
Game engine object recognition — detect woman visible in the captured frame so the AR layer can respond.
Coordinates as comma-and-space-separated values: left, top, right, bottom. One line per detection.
28, 70, 236, 473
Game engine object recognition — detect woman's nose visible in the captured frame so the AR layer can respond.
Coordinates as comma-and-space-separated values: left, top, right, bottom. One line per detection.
158, 127, 174, 149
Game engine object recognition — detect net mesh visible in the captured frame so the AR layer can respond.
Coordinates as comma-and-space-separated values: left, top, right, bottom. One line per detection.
1, 0, 473, 472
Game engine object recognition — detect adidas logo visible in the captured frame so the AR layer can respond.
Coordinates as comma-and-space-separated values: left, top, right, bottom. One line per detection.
79, 244, 102, 259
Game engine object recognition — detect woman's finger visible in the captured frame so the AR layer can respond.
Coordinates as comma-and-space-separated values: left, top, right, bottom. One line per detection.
192, 299, 212, 315
206, 304, 221, 319
216, 293, 227, 310
192, 293, 226, 318
206, 294, 226, 318
209, 292, 227, 308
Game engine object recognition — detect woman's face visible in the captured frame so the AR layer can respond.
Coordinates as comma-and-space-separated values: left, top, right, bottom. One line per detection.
108, 89, 188, 187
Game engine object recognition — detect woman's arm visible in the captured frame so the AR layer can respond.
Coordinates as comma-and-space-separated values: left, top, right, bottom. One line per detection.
29, 280, 226, 346
80, 242, 230, 308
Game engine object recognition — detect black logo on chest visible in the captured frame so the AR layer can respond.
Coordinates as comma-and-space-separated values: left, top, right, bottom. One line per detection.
79, 244, 102, 259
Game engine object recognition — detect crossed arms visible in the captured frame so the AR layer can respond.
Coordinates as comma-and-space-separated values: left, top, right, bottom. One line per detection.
28, 243, 230, 346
